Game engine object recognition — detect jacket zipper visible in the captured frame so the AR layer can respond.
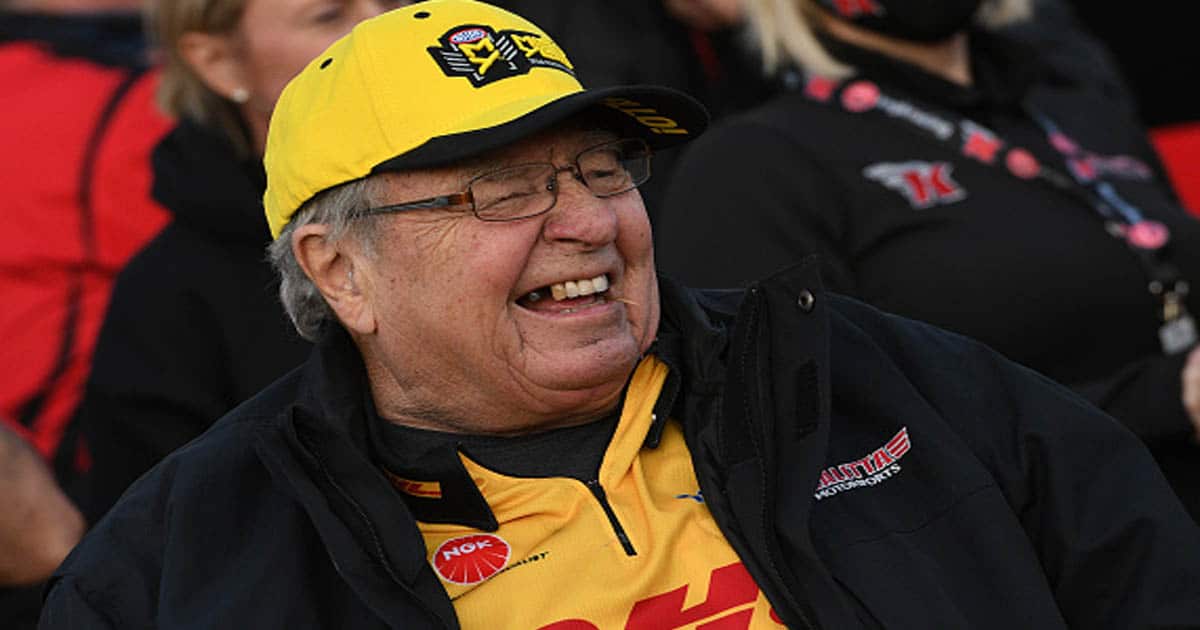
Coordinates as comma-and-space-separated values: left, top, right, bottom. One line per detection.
737, 288, 818, 630
584, 479, 637, 556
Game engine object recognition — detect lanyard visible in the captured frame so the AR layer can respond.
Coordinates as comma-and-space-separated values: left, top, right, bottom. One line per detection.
784, 70, 1197, 354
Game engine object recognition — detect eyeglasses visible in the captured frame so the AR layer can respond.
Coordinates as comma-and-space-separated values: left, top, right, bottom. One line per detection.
361, 138, 652, 222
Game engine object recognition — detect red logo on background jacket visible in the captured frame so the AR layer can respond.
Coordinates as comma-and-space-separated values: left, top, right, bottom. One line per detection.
863, 161, 967, 209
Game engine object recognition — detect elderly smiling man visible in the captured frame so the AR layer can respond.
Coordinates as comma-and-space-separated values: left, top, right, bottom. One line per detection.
42, 1, 1200, 628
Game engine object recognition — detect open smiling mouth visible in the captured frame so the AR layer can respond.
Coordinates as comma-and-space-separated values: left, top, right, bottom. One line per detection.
517, 274, 611, 314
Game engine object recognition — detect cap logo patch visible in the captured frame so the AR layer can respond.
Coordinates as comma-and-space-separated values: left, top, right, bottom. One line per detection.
428, 24, 573, 87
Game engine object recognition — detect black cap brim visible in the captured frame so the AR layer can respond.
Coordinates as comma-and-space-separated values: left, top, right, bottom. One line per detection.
371, 85, 709, 174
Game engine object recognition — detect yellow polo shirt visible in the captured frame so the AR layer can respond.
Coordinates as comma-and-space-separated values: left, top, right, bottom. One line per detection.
405, 357, 784, 629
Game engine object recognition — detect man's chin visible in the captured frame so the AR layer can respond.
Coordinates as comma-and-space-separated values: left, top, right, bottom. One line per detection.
521, 341, 642, 395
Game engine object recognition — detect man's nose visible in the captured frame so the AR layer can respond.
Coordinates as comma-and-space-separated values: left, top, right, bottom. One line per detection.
541, 167, 619, 247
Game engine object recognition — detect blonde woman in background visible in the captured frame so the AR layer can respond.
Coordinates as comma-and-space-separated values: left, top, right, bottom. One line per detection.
75, 0, 406, 523
656, 0, 1200, 520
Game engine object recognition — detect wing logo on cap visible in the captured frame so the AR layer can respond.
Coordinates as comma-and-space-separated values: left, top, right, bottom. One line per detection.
428, 24, 573, 88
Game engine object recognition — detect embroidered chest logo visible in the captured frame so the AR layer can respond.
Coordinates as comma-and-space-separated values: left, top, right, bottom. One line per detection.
432, 533, 511, 584
428, 25, 573, 87
815, 427, 910, 500
863, 161, 967, 209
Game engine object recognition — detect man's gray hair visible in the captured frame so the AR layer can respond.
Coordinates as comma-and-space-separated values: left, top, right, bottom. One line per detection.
268, 177, 378, 341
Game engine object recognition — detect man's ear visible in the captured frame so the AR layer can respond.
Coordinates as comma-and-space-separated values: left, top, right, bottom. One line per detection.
292, 224, 377, 336
177, 31, 249, 104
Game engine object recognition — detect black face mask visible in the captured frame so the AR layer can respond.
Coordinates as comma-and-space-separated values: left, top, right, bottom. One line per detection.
815, 0, 984, 42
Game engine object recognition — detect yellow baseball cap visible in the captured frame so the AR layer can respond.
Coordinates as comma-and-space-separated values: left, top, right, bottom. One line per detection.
263, 0, 709, 238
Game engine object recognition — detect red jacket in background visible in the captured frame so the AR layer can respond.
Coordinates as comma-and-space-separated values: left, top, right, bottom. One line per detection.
0, 13, 172, 466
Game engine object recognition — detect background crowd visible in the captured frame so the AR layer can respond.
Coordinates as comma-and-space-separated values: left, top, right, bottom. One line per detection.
3, 0, 1199, 627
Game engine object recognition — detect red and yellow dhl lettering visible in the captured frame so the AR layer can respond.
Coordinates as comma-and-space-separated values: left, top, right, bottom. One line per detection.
603, 97, 689, 135
459, 38, 500, 75
537, 562, 782, 630
384, 471, 443, 498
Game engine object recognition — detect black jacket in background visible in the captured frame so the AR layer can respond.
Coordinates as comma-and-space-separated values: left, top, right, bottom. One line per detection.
655, 31, 1200, 519
42, 266, 1200, 628
76, 119, 311, 523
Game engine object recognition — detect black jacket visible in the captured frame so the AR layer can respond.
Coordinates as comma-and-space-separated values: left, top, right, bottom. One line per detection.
42, 263, 1200, 628
75, 120, 311, 523
655, 32, 1200, 519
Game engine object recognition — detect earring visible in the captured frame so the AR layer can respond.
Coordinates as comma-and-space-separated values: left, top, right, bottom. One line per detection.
230, 87, 250, 104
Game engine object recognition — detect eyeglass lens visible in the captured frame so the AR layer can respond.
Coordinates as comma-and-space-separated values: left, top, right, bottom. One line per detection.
471, 139, 650, 221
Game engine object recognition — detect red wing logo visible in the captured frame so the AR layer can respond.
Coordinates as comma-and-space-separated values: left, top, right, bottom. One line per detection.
432, 534, 511, 585
428, 24, 573, 87
815, 427, 911, 500
863, 161, 967, 209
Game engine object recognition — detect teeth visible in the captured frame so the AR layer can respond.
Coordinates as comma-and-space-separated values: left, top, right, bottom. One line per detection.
543, 274, 610, 302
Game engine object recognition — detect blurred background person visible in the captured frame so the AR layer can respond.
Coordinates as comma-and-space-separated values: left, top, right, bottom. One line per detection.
1, 0, 170, 625
74, 0, 406, 523
655, 0, 1200, 520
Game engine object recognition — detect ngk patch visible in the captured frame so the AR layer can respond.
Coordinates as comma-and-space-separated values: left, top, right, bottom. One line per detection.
428, 24, 573, 87
863, 161, 967, 209
432, 534, 511, 585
